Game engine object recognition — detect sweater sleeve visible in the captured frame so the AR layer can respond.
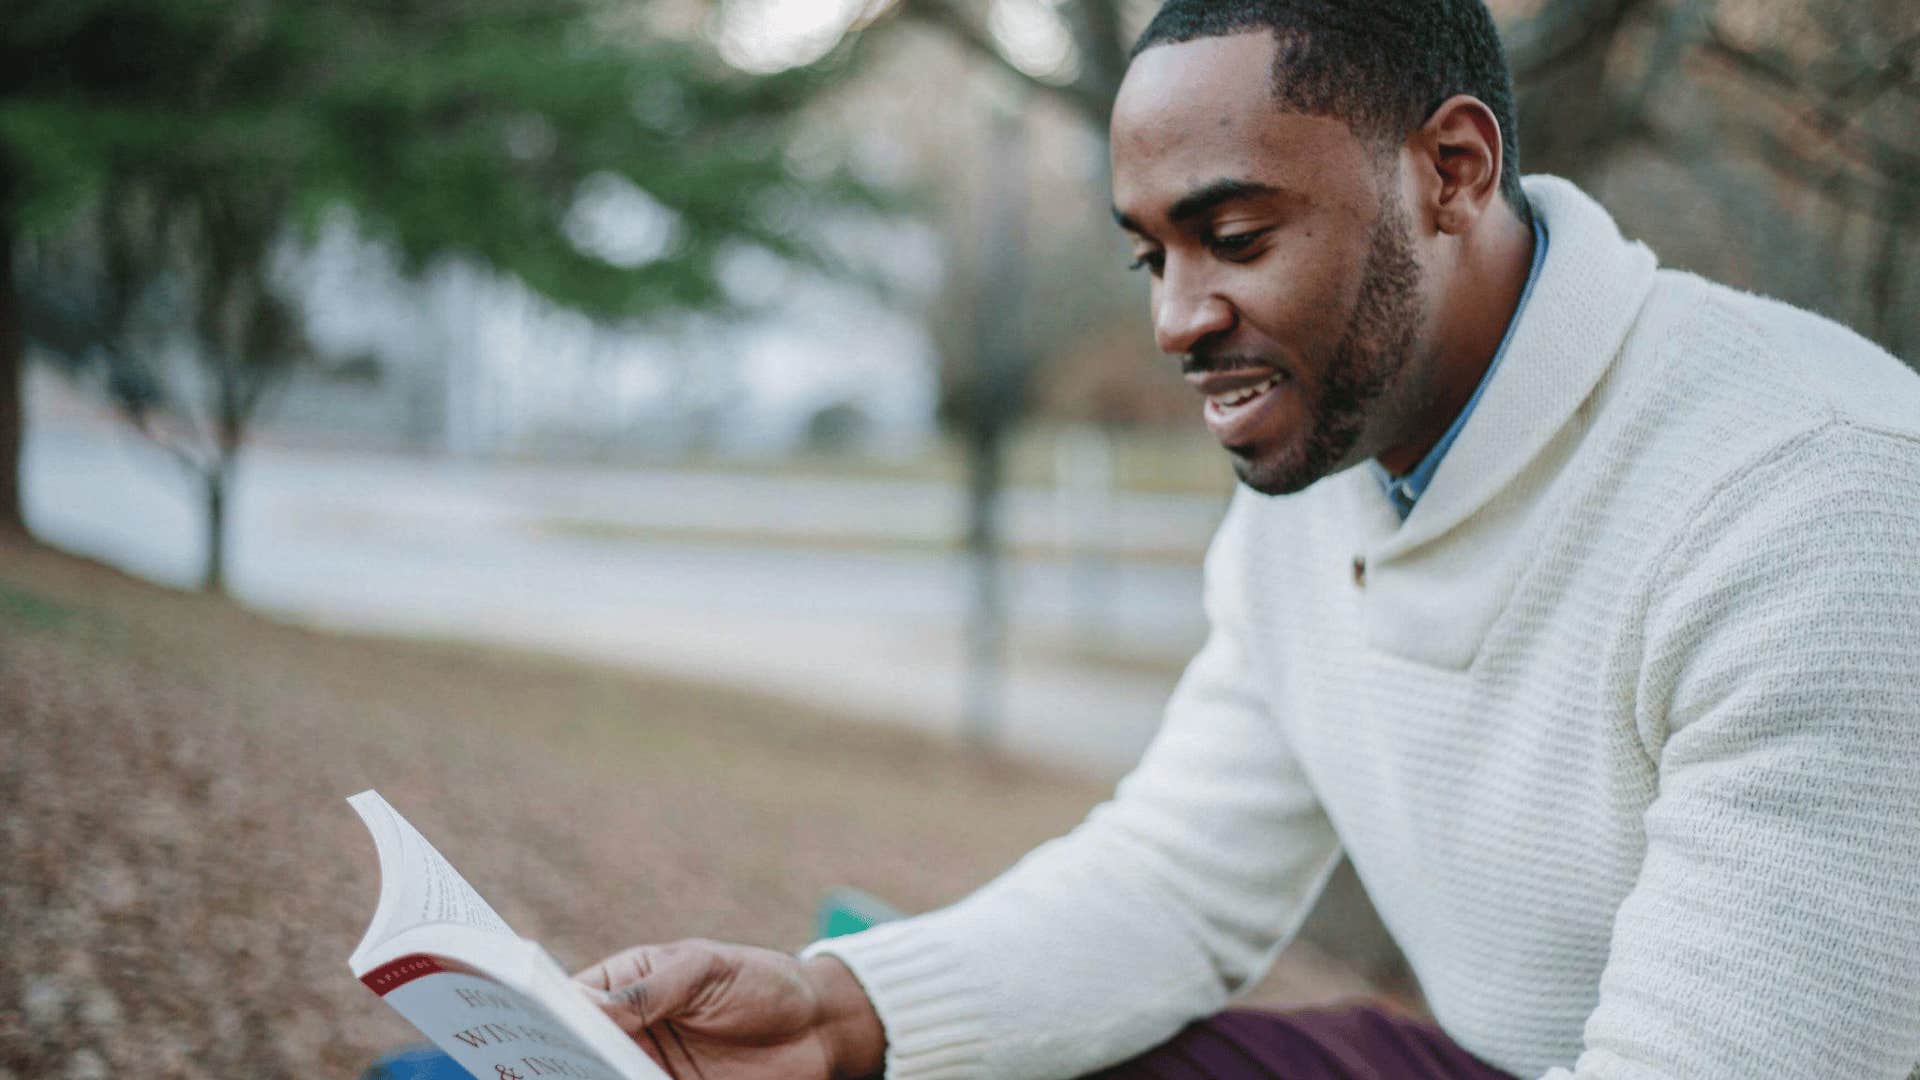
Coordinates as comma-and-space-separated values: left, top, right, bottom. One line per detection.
801, 492, 1344, 1080
1544, 424, 1920, 1080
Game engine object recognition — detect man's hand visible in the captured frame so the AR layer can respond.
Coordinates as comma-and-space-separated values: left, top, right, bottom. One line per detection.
574, 939, 885, 1080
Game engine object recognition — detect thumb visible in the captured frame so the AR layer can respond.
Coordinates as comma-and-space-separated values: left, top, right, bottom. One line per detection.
579, 943, 720, 1036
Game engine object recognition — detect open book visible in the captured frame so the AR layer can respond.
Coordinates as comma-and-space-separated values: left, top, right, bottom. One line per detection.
348, 790, 667, 1080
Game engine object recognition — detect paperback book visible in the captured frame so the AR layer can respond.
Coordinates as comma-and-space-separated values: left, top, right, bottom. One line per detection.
347, 790, 666, 1080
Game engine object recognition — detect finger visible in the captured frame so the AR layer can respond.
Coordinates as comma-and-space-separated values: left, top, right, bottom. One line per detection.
575, 944, 659, 992
600, 949, 716, 1036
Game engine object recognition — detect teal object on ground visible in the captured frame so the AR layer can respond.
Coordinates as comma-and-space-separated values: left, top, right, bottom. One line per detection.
817, 887, 904, 939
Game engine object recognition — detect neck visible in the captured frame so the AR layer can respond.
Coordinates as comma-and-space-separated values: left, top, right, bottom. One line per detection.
1374, 204, 1535, 477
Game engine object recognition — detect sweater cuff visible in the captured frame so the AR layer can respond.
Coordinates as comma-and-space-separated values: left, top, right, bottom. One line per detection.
801, 920, 996, 1080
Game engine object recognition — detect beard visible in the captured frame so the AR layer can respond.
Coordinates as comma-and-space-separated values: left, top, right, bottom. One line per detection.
1232, 191, 1424, 496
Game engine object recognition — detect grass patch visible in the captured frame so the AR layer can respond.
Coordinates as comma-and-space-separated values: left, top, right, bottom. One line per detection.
0, 580, 75, 633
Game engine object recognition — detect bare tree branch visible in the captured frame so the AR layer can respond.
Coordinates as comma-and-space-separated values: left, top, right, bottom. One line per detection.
114, 399, 215, 478
1867, 184, 1914, 355
1701, 21, 1920, 139
1506, 0, 1652, 84
1641, 111, 1913, 217
1694, 32, 1920, 186
1060, 0, 1129, 126
1822, 32, 1920, 108
1621, 0, 1709, 118
891, 0, 1112, 127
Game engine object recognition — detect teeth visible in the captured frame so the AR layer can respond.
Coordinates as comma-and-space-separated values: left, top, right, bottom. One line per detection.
1208, 375, 1280, 410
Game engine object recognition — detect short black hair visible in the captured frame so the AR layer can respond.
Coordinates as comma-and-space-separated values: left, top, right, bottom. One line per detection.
1132, 0, 1530, 222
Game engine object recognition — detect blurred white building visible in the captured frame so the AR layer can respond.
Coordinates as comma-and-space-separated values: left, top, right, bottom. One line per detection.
277, 206, 941, 460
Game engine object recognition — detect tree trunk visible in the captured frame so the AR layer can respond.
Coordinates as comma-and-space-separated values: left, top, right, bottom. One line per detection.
962, 425, 1007, 752
0, 199, 23, 537
959, 90, 1031, 753
202, 465, 228, 594
1868, 183, 1914, 364
1511, 0, 1650, 185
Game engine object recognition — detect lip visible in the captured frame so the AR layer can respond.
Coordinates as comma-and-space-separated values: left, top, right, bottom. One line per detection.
1195, 368, 1289, 446
1185, 367, 1283, 396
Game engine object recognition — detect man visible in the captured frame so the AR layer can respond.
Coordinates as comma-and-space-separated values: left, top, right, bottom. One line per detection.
576, 2, 1920, 1077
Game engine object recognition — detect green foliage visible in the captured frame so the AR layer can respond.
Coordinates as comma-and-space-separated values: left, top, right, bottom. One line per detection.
0, 0, 887, 322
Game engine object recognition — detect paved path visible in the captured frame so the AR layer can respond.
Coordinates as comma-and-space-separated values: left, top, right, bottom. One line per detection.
24, 415, 1224, 775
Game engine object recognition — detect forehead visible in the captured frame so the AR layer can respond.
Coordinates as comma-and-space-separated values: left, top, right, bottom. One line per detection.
1110, 32, 1373, 223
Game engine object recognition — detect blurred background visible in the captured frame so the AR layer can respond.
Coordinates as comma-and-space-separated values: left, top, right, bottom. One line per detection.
1, 0, 1914, 1075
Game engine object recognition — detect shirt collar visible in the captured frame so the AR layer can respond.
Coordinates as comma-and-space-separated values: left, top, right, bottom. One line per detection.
1369, 215, 1550, 520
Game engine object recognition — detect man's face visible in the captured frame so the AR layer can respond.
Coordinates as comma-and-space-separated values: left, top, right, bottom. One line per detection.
1111, 31, 1433, 495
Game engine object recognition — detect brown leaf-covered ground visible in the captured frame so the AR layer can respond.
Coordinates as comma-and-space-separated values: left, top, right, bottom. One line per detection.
0, 537, 1379, 1079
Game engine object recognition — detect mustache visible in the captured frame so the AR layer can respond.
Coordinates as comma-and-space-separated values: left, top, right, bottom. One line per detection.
1180, 351, 1287, 378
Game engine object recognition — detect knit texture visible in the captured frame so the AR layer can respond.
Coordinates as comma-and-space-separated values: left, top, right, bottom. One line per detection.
805, 177, 1920, 1080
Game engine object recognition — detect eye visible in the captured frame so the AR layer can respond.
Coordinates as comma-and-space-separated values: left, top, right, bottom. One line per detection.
1127, 250, 1164, 275
1209, 228, 1269, 260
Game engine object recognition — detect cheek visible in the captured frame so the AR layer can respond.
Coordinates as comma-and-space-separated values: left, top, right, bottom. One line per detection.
1232, 241, 1359, 345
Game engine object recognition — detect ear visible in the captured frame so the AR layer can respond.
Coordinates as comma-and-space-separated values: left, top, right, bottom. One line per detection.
1407, 94, 1504, 236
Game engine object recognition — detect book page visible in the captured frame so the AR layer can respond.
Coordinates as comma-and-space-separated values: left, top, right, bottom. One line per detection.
367, 954, 635, 1080
349, 791, 513, 958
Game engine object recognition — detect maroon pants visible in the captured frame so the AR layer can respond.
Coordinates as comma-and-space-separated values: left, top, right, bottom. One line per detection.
1083, 1005, 1518, 1080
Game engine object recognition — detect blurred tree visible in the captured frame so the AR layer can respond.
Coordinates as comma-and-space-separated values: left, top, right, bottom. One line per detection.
19, 177, 307, 593
1504, 0, 1918, 360
955, 93, 1030, 749
873, 1, 1141, 750
0, 0, 881, 585
0, 152, 19, 537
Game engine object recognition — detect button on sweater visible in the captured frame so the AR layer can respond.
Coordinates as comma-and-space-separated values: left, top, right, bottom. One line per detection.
805, 176, 1920, 1080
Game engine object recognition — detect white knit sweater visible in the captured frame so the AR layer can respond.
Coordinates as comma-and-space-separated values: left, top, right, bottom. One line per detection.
805, 177, 1920, 1080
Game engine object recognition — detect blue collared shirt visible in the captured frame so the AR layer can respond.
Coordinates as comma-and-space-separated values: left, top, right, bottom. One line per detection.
1370, 217, 1549, 520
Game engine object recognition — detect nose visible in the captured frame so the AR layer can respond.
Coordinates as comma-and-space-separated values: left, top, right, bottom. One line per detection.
1152, 261, 1235, 355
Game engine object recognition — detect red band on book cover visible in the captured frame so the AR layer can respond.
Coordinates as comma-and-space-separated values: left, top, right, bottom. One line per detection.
360, 954, 448, 996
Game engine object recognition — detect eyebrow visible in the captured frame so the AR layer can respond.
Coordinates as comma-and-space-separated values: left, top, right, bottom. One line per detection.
1111, 178, 1294, 234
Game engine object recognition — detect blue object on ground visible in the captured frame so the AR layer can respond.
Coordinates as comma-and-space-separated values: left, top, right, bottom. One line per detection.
359, 1044, 472, 1079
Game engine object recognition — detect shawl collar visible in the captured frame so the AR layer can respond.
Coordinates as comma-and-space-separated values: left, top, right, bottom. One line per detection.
1351, 176, 1659, 669
1378, 176, 1658, 558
